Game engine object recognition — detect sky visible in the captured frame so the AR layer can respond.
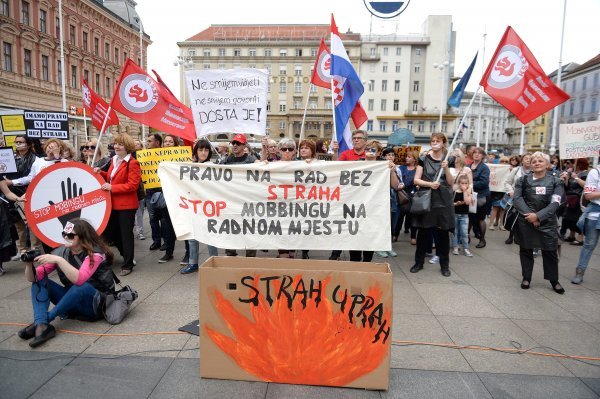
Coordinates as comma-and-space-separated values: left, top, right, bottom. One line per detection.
135, 0, 600, 99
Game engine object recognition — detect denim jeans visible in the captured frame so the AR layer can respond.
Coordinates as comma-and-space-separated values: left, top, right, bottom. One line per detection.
145, 192, 162, 245
452, 214, 469, 249
135, 199, 145, 235
31, 279, 98, 325
576, 218, 599, 271
188, 239, 218, 265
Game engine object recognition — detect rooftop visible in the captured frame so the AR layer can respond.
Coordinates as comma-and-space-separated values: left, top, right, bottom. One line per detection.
184, 24, 360, 42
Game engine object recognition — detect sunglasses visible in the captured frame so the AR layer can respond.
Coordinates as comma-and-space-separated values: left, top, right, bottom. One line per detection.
352, 136, 365, 141
61, 232, 77, 239
280, 147, 295, 152
366, 147, 377, 153
83, 145, 96, 150
231, 141, 243, 146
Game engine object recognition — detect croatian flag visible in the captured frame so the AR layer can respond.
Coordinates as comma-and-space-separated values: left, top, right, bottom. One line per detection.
330, 15, 366, 152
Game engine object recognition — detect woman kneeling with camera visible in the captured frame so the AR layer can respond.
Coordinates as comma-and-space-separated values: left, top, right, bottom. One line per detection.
19, 219, 114, 347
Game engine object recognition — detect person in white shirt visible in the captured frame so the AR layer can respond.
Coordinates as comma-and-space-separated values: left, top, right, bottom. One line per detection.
5, 139, 69, 190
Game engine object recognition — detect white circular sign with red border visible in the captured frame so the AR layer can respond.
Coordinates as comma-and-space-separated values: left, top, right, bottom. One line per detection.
24, 162, 112, 247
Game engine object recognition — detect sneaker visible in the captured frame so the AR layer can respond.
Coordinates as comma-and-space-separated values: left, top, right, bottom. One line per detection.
158, 254, 174, 263
180, 264, 199, 274
464, 249, 473, 257
428, 256, 439, 264
376, 251, 389, 258
533, 249, 539, 258
489, 224, 495, 231
159, 244, 167, 251
137, 233, 146, 240
452, 247, 460, 255
387, 250, 397, 257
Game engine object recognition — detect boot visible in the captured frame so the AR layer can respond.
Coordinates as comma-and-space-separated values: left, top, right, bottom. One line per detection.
440, 265, 451, 277
571, 269, 585, 285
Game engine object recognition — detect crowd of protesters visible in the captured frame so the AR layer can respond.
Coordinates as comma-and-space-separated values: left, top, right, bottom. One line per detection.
0, 131, 599, 346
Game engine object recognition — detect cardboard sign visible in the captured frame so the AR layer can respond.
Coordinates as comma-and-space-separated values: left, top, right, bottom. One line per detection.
487, 164, 511, 192
0, 147, 17, 174
392, 145, 421, 165
24, 162, 111, 247
185, 68, 268, 136
23, 110, 69, 139
0, 110, 26, 133
135, 146, 192, 189
200, 256, 392, 390
158, 161, 391, 251
559, 120, 600, 159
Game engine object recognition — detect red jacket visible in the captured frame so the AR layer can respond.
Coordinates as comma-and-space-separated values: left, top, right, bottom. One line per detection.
100, 155, 141, 210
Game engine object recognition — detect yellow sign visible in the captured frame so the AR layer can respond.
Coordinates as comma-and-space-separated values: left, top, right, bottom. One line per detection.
0, 114, 26, 132
4, 135, 17, 151
392, 145, 421, 165
136, 146, 192, 189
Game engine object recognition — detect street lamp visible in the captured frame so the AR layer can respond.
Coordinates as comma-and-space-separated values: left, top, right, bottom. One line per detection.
433, 60, 453, 129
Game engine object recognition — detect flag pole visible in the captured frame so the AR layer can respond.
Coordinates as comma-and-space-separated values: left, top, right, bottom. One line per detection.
549, 0, 567, 155
435, 85, 482, 182
519, 123, 525, 155
297, 83, 313, 157
90, 107, 112, 166
476, 31, 486, 147
83, 107, 88, 142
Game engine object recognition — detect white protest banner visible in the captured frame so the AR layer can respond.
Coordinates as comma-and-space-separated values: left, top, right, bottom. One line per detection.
487, 164, 511, 192
158, 161, 391, 251
185, 68, 268, 136
0, 147, 17, 174
559, 120, 600, 159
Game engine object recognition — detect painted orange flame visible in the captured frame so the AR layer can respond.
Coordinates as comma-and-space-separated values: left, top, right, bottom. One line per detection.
205, 275, 390, 386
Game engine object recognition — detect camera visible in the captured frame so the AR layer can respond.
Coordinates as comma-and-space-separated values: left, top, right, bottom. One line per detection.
21, 249, 42, 262
107, 144, 115, 151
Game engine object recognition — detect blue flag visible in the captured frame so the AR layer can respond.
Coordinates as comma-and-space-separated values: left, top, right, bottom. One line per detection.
448, 53, 478, 108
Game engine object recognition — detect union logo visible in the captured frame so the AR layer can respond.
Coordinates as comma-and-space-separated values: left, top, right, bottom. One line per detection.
82, 85, 91, 108
317, 52, 332, 83
119, 74, 158, 113
487, 45, 529, 89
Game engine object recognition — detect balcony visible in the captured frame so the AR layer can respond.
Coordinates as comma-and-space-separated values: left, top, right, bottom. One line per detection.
360, 52, 380, 61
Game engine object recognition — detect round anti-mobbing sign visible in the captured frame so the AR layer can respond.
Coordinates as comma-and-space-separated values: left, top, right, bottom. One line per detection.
24, 162, 112, 247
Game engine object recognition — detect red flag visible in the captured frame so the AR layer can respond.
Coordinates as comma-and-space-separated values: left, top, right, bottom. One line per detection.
311, 39, 332, 89
82, 78, 119, 130
110, 59, 196, 141
480, 26, 569, 124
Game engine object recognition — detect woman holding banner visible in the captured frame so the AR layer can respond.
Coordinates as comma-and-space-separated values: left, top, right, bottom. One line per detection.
180, 139, 219, 274
410, 133, 455, 277
6, 139, 69, 189
297, 139, 318, 260
157, 135, 180, 264
96, 133, 141, 276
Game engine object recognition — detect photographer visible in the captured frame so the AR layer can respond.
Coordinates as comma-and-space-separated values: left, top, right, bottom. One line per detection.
18, 219, 114, 347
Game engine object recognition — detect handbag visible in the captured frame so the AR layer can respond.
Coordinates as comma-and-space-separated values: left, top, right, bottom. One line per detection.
469, 192, 478, 214
503, 203, 519, 231
410, 189, 431, 215
396, 189, 410, 206
476, 194, 487, 208
94, 272, 138, 325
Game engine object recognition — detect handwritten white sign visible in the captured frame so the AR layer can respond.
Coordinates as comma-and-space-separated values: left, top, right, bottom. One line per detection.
559, 120, 600, 159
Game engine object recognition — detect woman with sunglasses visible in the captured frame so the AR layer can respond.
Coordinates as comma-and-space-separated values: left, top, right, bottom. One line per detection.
275, 138, 298, 258
96, 133, 141, 275
82, 138, 110, 170
18, 218, 115, 347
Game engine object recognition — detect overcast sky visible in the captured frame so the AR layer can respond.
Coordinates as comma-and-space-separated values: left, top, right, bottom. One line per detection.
135, 0, 600, 99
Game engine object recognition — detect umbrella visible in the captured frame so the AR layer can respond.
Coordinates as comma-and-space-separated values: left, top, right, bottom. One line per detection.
387, 128, 415, 146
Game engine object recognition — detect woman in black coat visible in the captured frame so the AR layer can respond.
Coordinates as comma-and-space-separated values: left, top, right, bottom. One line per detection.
513, 152, 565, 294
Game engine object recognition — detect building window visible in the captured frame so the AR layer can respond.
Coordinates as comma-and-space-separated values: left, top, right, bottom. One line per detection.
294, 82, 301, 93
114, 48, 119, 64
218, 63, 226, 69
279, 102, 286, 112
21, 0, 29, 25
39, 9, 47, 33
217, 48, 225, 56
418, 121, 424, 132
580, 99, 586, 114
381, 99, 387, 111
582, 76, 587, 90
309, 98, 317, 109
369, 63, 375, 73
294, 65, 302, 76
279, 64, 286, 75
0, 41, 11, 68
279, 121, 286, 130
591, 97, 598, 114
201, 48, 210, 57
379, 121, 386, 131
105, 43, 110, 60
123, 51, 127, 61
392, 120, 398, 131
393, 99, 399, 111
414, 63, 421, 73
311, 48, 318, 57
381, 80, 387, 91
396, 47, 401, 56
279, 81, 286, 93
266, 101, 271, 111
310, 85, 317, 93
293, 98, 301, 110
382, 62, 388, 73
407, 120, 413, 131
415, 48, 421, 55
295, 48, 302, 57
279, 49, 287, 57
412, 100, 418, 112
233, 48, 241, 57
369, 47, 376, 56
325, 99, 332, 110
23, 48, 31, 77
394, 80, 400, 92
367, 120, 373, 131
395, 62, 401, 73
41, 55, 49, 81
94, 37, 99, 55
383, 47, 388, 56
71, 65, 77, 88
95, 73, 100, 92
569, 101, 574, 116
441, 122, 447, 132
69, 25, 75, 44
0, 0, 8, 17
429, 121, 436, 132
368, 80, 374, 92
82, 32, 88, 51
571, 80, 576, 92
203, 64, 210, 69
57, 60, 62, 84
105, 76, 110, 94
594, 72, 599, 88
264, 48, 272, 57
413, 81, 419, 92
83, 68, 89, 83
368, 99, 374, 111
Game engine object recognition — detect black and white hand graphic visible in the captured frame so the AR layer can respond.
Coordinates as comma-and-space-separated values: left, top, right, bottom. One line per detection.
48, 178, 83, 227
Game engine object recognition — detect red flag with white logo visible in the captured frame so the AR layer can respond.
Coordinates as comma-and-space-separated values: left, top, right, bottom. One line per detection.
311, 39, 332, 89
81, 78, 119, 130
480, 26, 569, 124
110, 59, 196, 141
